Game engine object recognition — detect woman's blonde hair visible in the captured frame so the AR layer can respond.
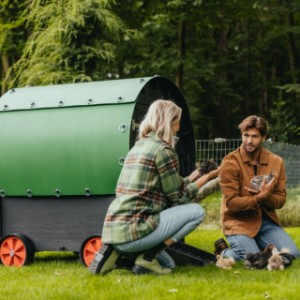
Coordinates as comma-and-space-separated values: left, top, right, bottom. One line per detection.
138, 99, 182, 147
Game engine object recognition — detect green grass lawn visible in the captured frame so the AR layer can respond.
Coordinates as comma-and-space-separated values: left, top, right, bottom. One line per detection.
1, 227, 299, 300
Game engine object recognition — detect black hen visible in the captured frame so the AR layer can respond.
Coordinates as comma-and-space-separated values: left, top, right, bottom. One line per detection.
199, 159, 218, 176
244, 244, 274, 269
279, 252, 295, 268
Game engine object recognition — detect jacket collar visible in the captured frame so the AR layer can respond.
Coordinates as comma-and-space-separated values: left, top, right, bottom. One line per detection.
239, 145, 269, 165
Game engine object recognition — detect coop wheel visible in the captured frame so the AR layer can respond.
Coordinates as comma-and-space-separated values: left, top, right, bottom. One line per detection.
79, 236, 102, 267
0, 234, 35, 267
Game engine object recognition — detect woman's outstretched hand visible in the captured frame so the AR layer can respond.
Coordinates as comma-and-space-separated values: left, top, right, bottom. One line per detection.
193, 167, 220, 189
207, 167, 220, 180
188, 169, 201, 182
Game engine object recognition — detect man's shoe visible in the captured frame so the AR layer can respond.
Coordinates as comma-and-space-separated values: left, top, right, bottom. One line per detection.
132, 254, 172, 275
214, 238, 229, 255
88, 244, 119, 275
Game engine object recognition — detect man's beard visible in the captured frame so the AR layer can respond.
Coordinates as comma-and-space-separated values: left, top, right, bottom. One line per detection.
243, 143, 261, 155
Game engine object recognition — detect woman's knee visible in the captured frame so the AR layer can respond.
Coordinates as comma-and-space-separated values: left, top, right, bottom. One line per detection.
191, 203, 205, 223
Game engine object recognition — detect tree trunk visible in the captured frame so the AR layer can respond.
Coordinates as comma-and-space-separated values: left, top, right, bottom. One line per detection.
285, 6, 298, 83
216, 24, 230, 138
1, 55, 11, 95
176, 20, 185, 90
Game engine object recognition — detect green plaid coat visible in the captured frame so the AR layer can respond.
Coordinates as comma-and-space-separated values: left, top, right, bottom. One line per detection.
102, 132, 199, 244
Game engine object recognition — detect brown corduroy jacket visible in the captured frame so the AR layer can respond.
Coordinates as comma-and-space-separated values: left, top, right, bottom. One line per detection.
219, 146, 286, 238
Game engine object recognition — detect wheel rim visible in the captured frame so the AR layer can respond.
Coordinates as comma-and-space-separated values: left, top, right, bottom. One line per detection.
0, 236, 27, 267
82, 237, 102, 266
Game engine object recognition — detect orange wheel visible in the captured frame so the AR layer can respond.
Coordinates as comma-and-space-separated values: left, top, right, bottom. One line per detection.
80, 236, 102, 267
0, 234, 35, 267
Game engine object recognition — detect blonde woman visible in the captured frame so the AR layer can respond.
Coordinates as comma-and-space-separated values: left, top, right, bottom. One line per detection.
89, 99, 219, 275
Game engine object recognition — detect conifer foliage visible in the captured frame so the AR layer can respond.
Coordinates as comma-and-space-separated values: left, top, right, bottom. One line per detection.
10, 0, 126, 86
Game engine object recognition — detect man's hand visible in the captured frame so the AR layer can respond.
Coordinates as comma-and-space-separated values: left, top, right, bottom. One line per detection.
245, 176, 275, 201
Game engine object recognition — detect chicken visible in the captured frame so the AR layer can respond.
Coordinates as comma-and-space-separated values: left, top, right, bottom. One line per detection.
245, 244, 295, 270
267, 247, 284, 271
198, 159, 218, 176
216, 255, 235, 270
244, 244, 274, 269
278, 248, 295, 268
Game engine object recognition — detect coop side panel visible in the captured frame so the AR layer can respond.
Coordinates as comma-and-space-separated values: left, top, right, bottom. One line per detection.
0, 104, 133, 197
1, 196, 113, 251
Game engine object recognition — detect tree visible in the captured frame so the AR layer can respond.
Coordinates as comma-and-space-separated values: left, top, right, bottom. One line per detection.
7, 0, 129, 87
0, 0, 27, 94
110, 0, 300, 142
2, 0, 300, 143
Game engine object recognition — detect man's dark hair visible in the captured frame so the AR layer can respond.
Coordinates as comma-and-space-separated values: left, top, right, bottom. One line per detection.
238, 115, 268, 137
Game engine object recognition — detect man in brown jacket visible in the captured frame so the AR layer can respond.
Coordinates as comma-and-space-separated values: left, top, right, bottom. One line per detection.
215, 115, 299, 261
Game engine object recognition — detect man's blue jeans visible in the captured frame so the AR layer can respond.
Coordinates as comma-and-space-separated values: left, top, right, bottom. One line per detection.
113, 203, 205, 268
223, 214, 299, 261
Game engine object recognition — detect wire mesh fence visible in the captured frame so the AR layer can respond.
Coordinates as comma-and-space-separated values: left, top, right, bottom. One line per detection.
195, 138, 300, 187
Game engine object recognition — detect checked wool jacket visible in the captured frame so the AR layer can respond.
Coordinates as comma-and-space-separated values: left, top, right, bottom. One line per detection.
102, 132, 199, 244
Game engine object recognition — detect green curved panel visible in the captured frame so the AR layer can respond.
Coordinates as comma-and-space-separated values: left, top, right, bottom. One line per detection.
0, 76, 196, 197
0, 103, 133, 196
0, 77, 152, 111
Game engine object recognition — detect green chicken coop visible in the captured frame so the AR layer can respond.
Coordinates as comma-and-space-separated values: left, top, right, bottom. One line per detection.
0, 75, 197, 267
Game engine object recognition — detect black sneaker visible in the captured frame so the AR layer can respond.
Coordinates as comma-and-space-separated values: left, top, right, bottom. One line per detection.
88, 244, 119, 275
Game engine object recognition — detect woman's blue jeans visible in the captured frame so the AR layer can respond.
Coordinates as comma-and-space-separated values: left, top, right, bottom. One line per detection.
223, 214, 299, 261
113, 203, 205, 268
